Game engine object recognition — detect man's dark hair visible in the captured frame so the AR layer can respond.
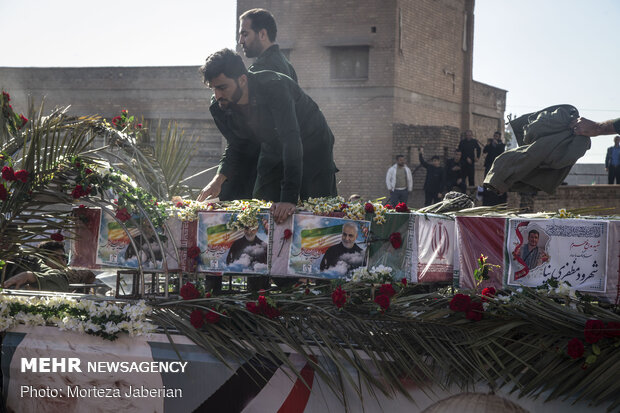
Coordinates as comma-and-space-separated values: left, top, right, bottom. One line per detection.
528, 229, 539, 237
240, 8, 277, 42
199, 49, 248, 84
430, 155, 440, 161
494, 131, 501, 136
396, 154, 405, 160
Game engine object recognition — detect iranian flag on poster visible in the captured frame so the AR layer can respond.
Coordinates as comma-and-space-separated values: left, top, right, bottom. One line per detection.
416, 214, 454, 282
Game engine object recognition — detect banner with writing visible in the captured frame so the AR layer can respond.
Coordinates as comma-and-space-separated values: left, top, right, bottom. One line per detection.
507, 218, 607, 292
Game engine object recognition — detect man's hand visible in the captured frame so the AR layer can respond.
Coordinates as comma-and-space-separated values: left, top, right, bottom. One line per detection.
270, 202, 296, 224
570, 117, 615, 137
197, 173, 227, 202
466, 158, 472, 164
4, 272, 36, 289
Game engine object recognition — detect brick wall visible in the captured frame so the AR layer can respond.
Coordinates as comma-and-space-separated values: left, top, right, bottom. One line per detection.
1, 0, 507, 202
506, 186, 620, 215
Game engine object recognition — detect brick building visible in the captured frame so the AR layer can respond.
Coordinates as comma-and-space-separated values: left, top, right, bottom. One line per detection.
0, 0, 506, 207
240, 0, 506, 205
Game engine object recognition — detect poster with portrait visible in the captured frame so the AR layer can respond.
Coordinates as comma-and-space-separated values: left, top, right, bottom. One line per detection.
416, 214, 455, 283
196, 211, 270, 274
288, 215, 370, 279
507, 218, 607, 292
96, 212, 164, 270
367, 212, 415, 282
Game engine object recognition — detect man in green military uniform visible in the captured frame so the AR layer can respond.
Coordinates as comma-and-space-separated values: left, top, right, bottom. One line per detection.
218, 8, 298, 201
197, 49, 337, 223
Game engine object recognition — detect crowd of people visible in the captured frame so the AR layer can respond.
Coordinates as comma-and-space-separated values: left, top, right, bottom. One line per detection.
386, 129, 507, 207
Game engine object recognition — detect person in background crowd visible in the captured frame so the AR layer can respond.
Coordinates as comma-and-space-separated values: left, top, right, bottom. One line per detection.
457, 129, 481, 186
605, 135, 620, 184
418, 148, 445, 206
445, 148, 466, 193
385, 154, 413, 206
482, 131, 505, 176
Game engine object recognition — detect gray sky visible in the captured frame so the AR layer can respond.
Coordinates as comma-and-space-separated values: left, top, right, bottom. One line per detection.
1, 0, 617, 163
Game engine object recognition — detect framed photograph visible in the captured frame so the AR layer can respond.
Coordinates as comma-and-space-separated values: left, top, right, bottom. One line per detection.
507, 218, 607, 292
96, 212, 163, 270
288, 215, 370, 279
196, 211, 270, 274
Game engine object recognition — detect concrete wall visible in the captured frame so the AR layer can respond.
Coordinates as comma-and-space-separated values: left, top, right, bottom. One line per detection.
0, 66, 221, 190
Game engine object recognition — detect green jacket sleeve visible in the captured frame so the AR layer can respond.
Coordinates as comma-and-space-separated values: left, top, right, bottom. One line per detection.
34, 267, 70, 292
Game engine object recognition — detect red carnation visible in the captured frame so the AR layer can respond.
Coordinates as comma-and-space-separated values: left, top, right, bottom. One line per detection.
584, 319, 606, 344
19, 114, 28, 128
111, 116, 122, 127
71, 184, 86, 199
246, 302, 260, 314
264, 305, 281, 319
187, 246, 201, 259
2, 166, 15, 181
258, 295, 268, 311
605, 321, 620, 338
332, 286, 347, 309
394, 202, 409, 213
175, 201, 184, 208
190, 309, 204, 328
449, 293, 472, 312
283, 229, 293, 239
340, 203, 348, 210
115, 207, 131, 222
14, 169, 28, 183
567, 337, 584, 359
85, 168, 93, 175
384, 204, 393, 210
466, 301, 484, 321
364, 202, 375, 213
401, 278, 408, 286
0, 184, 7, 201
389, 232, 402, 249
137, 123, 143, 128
180, 282, 201, 300
204, 309, 220, 324
2, 91, 9, 101
51, 232, 64, 242
374, 294, 390, 312
378, 283, 396, 298
481, 287, 496, 302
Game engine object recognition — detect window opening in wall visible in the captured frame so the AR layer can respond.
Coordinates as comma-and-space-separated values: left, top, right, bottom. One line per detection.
330, 46, 369, 80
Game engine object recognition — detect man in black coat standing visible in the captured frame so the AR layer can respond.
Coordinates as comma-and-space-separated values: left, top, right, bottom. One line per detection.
457, 129, 481, 186
605, 135, 620, 184
419, 148, 445, 206
482, 131, 505, 176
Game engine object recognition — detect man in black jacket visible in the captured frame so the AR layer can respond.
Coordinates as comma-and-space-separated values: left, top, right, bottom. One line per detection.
445, 149, 466, 193
219, 8, 298, 201
419, 148, 445, 206
482, 131, 505, 176
197, 49, 337, 224
457, 129, 481, 186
